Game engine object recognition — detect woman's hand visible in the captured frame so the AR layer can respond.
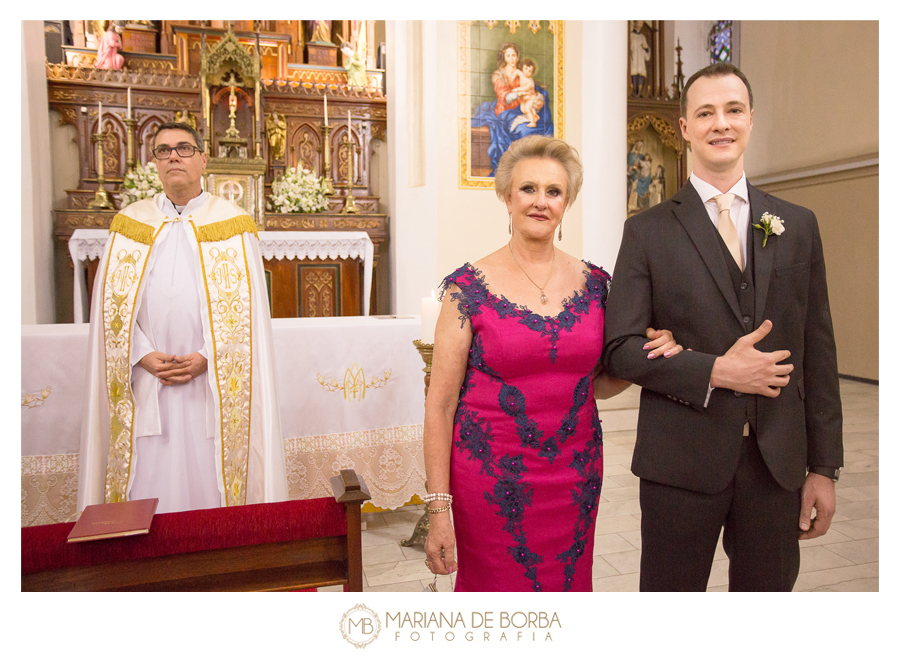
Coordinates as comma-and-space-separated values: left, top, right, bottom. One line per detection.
424, 510, 457, 575
643, 327, 683, 359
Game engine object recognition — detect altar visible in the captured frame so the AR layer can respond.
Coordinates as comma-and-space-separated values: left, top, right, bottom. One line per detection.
21, 316, 426, 527
68, 229, 375, 322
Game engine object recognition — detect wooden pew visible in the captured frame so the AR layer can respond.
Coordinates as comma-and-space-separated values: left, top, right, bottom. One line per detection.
21, 470, 370, 592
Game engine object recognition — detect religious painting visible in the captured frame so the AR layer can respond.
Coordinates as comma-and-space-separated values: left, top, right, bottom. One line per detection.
626, 114, 683, 217
458, 20, 565, 189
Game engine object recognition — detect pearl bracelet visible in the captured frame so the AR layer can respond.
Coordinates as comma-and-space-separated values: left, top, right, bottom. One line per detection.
423, 492, 453, 504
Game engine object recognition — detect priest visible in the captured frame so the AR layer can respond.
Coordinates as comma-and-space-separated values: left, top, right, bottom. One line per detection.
77, 122, 288, 514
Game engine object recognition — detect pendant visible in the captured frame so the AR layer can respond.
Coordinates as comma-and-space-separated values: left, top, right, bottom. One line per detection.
540, 291, 548, 304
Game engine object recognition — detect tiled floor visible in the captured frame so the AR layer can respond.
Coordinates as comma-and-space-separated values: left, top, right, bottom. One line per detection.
350, 379, 878, 592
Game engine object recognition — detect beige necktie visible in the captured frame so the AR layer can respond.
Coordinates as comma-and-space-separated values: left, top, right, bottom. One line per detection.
715, 193, 743, 271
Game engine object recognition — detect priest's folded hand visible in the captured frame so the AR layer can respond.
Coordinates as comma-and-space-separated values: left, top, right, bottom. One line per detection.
138, 351, 179, 378
159, 352, 208, 386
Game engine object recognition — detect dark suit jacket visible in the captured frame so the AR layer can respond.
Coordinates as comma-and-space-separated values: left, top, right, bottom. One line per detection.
602, 181, 843, 494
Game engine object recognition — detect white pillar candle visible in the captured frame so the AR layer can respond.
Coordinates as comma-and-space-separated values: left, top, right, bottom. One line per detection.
347, 110, 351, 134
323, 94, 328, 126
98, 101, 103, 133
421, 291, 441, 345
127, 87, 132, 119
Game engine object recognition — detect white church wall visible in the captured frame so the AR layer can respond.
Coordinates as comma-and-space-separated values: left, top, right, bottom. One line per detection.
386, 20, 440, 316
21, 20, 56, 324
580, 21, 627, 275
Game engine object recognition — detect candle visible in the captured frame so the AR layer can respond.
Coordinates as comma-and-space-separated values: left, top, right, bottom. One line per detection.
421, 291, 441, 345
347, 110, 351, 135
323, 94, 328, 126
98, 101, 103, 133
127, 87, 132, 119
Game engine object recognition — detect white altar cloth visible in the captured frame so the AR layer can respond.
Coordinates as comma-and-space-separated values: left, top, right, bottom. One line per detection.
69, 229, 375, 322
21, 316, 425, 526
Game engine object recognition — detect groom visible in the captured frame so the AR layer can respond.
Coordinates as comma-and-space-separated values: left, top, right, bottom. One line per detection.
602, 63, 843, 591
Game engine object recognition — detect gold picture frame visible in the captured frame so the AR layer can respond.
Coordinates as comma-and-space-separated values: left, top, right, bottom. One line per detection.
457, 20, 565, 189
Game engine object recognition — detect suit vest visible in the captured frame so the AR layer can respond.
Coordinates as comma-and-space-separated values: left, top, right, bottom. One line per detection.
714, 225, 758, 432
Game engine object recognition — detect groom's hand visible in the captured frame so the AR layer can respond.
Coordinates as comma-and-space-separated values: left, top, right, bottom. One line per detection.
709, 320, 793, 397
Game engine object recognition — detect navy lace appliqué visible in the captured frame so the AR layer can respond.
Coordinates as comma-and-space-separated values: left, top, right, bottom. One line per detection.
485, 454, 543, 590
499, 384, 544, 451
442, 262, 609, 363
556, 403, 604, 591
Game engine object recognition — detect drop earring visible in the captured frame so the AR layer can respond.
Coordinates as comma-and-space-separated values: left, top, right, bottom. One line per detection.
558, 223, 563, 241
509, 213, 512, 235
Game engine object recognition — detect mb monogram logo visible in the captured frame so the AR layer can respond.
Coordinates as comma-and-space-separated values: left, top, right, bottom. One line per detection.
340, 603, 382, 648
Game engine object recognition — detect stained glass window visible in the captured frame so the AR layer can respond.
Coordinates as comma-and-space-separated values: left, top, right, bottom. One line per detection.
709, 20, 732, 64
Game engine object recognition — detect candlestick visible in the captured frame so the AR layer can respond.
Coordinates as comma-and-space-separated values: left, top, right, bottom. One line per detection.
319, 123, 335, 195
339, 138, 360, 214
420, 292, 440, 345
323, 94, 328, 126
88, 132, 114, 209
412, 340, 435, 399
124, 117, 137, 173
127, 87, 132, 119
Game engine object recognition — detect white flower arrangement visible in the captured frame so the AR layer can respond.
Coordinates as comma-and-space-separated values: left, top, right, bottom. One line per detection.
267, 166, 328, 213
120, 162, 163, 206
753, 212, 785, 247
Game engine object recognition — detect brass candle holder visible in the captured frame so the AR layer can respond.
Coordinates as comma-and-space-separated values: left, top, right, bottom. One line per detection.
340, 138, 360, 214
399, 338, 436, 548
88, 132, 114, 210
319, 123, 335, 195
124, 117, 137, 173
412, 339, 434, 399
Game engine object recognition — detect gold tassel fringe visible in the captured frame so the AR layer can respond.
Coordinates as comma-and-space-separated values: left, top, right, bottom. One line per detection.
196, 215, 259, 242
109, 214, 155, 245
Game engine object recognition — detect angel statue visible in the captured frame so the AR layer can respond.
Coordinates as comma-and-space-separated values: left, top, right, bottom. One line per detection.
340, 25, 368, 88
95, 21, 124, 70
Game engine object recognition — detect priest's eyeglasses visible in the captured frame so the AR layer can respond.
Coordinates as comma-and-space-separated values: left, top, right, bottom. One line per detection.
153, 144, 202, 159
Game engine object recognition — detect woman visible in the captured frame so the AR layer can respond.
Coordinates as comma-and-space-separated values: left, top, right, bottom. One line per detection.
471, 43, 553, 176
423, 136, 681, 591
492, 42, 524, 115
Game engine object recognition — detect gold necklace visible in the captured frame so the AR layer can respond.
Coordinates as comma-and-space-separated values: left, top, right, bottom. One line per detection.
508, 243, 555, 305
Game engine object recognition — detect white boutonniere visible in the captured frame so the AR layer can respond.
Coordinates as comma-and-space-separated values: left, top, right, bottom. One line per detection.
753, 212, 784, 247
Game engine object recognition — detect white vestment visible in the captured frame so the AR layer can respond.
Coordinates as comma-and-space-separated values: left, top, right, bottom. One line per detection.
77, 192, 288, 513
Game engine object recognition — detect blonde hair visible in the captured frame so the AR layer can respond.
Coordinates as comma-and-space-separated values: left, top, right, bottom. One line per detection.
494, 136, 583, 208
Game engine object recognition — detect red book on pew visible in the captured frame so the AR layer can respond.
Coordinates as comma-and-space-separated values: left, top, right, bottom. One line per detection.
67, 499, 159, 543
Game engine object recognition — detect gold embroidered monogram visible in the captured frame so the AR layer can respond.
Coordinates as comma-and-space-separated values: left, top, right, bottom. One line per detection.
196, 232, 254, 506
316, 363, 392, 401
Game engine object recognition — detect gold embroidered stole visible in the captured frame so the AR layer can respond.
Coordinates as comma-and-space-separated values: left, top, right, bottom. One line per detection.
100, 211, 161, 503
192, 211, 257, 506
100, 197, 258, 505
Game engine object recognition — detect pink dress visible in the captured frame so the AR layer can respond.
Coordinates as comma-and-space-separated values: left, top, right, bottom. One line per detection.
441, 262, 609, 592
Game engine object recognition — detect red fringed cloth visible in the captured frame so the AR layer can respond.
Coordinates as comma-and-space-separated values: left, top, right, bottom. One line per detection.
22, 498, 346, 575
